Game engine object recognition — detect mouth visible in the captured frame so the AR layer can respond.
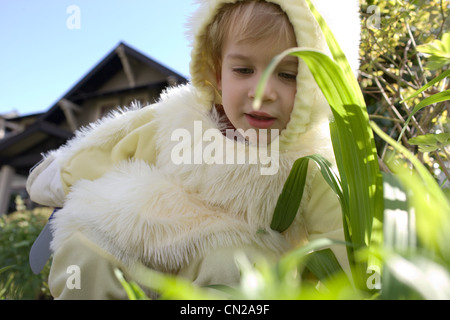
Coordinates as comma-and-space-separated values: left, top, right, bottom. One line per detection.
245, 112, 276, 129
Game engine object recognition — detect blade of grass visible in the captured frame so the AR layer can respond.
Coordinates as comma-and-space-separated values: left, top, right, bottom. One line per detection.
256, 47, 382, 290
306, 0, 385, 240
371, 121, 450, 261
256, 1, 383, 290
380, 172, 417, 299
399, 69, 450, 104
382, 172, 416, 254
253, 48, 358, 111
271, 153, 353, 286
398, 89, 450, 142
271, 157, 309, 233
304, 154, 346, 211
304, 0, 364, 106
278, 238, 338, 277
114, 268, 148, 300
385, 255, 450, 300
303, 248, 350, 284
270, 153, 346, 234
0, 265, 15, 275
303, 0, 384, 231
371, 122, 448, 203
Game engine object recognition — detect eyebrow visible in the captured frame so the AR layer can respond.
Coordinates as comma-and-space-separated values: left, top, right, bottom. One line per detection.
280, 58, 299, 66
226, 53, 298, 66
225, 53, 251, 61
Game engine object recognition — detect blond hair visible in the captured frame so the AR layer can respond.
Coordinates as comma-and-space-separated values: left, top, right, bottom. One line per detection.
205, 1, 297, 76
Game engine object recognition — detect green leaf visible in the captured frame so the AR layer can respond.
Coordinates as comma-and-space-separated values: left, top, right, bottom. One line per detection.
372, 122, 448, 205
255, 47, 382, 292
305, 0, 364, 105
271, 157, 309, 233
417, 32, 450, 70
399, 69, 450, 104
114, 268, 148, 300
414, 90, 450, 109
398, 89, 450, 142
382, 173, 416, 254
371, 122, 450, 260
385, 256, 450, 300
278, 238, 339, 277
408, 133, 450, 152
271, 153, 346, 233
253, 48, 360, 111
0, 265, 15, 275
303, 248, 350, 286
257, 3, 383, 292
304, 154, 346, 212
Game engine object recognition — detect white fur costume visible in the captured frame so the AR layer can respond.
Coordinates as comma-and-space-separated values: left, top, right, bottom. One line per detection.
27, 0, 361, 299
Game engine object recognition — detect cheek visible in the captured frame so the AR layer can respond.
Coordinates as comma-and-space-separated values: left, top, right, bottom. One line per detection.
221, 81, 245, 123
221, 76, 240, 105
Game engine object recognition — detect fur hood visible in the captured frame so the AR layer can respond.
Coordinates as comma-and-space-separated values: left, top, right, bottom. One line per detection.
188, 0, 361, 150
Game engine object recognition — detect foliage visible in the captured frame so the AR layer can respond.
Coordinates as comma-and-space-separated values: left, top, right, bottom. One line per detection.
359, 0, 449, 186
0, 204, 52, 300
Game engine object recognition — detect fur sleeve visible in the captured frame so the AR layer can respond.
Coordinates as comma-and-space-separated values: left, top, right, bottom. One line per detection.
26, 102, 159, 205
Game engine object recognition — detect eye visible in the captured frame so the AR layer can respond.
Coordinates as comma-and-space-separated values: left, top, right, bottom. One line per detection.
279, 72, 297, 81
232, 67, 254, 75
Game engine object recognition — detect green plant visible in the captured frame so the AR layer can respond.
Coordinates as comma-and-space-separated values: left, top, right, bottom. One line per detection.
359, 0, 449, 185
0, 207, 52, 299
0, 265, 15, 299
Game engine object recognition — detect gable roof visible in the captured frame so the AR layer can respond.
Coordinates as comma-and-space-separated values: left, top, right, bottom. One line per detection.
40, 41, 188, 124
0, 42, 188, 175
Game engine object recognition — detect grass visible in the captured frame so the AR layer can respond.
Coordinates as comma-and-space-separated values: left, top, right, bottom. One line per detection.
0, 205, 52, 300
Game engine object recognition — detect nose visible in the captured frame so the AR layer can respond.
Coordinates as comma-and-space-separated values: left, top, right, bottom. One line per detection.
249, 75, 277, 102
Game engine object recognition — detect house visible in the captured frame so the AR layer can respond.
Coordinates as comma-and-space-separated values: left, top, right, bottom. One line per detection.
0, 42, 188, 215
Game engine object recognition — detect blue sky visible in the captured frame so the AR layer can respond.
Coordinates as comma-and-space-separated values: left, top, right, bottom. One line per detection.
0, 0, 199, 116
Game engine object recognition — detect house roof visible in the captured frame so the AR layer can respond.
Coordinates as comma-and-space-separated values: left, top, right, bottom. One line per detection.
40, 41, 188, 124
0, 42, 188, 175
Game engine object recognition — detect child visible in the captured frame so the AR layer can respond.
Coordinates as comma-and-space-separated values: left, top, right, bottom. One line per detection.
27, 0, 361, 299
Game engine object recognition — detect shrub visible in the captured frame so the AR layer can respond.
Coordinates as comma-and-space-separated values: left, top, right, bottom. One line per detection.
0, 204, 52, 300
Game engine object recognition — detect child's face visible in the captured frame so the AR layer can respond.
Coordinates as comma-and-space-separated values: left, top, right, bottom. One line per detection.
217, 32, 297, 140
